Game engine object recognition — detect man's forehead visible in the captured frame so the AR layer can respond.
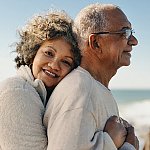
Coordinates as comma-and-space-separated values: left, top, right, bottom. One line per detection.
106, 9, 131, 30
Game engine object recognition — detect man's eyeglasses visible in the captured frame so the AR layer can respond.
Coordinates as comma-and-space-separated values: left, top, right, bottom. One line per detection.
91, 28, 135, 40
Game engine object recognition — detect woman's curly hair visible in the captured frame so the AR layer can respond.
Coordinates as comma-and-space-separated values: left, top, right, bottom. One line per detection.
15, 10, 81, 68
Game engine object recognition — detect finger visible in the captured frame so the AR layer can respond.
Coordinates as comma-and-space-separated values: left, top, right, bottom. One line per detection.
126, 126, 136, 139
116, 116, 121, 123
119, 117, 124, 124
135, 136, 139, 150
126, 126, 135, 133
108, 115, 119, 123
114, 116, 124, 124
110, 115, 118, 120
121, 118, 131, 128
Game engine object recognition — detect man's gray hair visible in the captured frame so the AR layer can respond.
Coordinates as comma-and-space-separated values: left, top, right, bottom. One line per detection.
74, 3, 120, 49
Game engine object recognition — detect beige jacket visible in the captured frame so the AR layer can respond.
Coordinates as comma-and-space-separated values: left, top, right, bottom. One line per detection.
44, 66, 136, 150
0, 65, 47, 150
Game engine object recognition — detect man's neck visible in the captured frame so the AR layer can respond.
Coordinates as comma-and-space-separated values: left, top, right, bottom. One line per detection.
80, 51, 117, 88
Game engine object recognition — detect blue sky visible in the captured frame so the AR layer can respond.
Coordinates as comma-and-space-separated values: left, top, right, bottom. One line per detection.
0, 0, 150, 89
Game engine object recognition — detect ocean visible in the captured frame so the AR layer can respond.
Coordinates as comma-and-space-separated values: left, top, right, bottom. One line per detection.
112, 89, 150, 104
112, 89, 150, 150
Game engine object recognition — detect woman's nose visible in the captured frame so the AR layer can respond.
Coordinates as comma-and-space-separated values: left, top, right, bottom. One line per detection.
48, 60, 60, 71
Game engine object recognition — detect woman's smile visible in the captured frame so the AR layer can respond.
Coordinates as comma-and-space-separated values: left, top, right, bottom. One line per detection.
32, 38, 74, 88
43, 68, 59, 78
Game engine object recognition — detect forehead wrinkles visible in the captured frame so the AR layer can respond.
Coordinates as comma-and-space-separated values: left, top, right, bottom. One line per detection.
104, 8, 130, 30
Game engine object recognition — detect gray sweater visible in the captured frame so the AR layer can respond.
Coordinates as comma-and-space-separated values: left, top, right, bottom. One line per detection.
0, 65, 47, 149
44, 66, 136, 150
0, 65, 135, 150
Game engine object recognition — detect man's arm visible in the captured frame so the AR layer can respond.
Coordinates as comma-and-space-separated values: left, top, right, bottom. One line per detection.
44, 71, 126, 150
45, 107, 117, 150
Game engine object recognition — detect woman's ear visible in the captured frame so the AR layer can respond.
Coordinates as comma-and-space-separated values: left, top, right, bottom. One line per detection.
88, 34, 100, 50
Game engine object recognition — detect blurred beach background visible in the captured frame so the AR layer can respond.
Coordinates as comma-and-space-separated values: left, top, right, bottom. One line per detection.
112, 89, 150, 149
0, 0, 150, 149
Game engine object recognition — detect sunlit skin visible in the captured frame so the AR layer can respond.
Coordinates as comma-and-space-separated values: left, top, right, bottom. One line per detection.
82, 8, 138, 88
79, 7, 139, 149
32, 38, 74, 91
97, 9, 138, 70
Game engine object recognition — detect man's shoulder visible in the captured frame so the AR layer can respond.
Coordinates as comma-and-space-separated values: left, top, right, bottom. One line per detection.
47, 67, 94, 112
56, 67, 93, 91
63, 66, 92, 83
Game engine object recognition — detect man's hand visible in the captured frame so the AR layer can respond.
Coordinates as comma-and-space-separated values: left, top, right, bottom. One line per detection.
104, 116, 127, 148
125, 126, 139, 150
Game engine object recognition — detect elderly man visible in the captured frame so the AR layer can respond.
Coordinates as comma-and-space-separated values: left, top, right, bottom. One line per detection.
44, 3, 139, 150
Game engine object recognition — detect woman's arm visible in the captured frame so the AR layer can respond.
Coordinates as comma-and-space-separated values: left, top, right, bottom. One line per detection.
0, 86, 47, 149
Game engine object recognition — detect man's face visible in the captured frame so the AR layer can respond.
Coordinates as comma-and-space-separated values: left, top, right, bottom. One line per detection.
97, 9, 138, 70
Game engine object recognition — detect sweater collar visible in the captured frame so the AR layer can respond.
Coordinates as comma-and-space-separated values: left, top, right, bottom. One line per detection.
17, 65, 47, 106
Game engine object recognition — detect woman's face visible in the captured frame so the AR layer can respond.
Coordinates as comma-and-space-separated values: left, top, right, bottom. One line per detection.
32, 38, 74, 89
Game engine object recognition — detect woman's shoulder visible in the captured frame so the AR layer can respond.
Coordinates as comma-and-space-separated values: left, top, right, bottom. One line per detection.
0, 75, 31, 92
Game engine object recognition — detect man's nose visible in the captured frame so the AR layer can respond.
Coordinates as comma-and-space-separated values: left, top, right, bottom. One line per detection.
128, 35, 138, 46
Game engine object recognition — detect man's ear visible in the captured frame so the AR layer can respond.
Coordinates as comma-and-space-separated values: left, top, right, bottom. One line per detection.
89, 34, 100, 50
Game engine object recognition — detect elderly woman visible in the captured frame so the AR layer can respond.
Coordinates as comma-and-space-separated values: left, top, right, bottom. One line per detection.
0, 10, 81, 149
